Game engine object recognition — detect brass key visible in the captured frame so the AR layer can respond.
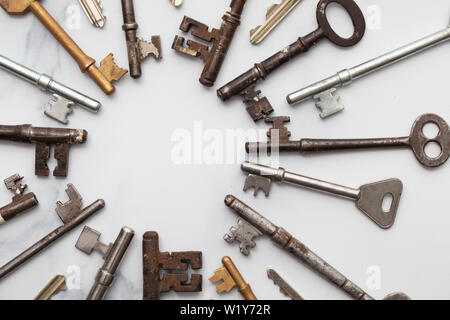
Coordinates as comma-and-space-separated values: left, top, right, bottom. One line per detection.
0, 0, 127, 95
34, 275, 67, 300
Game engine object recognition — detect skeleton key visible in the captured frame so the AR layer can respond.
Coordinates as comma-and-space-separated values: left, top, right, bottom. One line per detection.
287, 23, 450, 117
0, 174, 38, 225
267, 268, 303, 300
78, 0, 106, 28
0, 125, 87, 177
0, 184, 104, 280
224, 195, 410, 300
217, 0, 365, 121
143, 231, 202, 300
210, 256, 257, 300
241, 161, 403, 229
76, 226, 134, 300
34, 275, 67, 300
172, 0, 248, 86
250, 0, 302, 45
121, 0, 162, 79
0, 0, 127, 95
0, 55, 101, 124
247, 114, 450, 168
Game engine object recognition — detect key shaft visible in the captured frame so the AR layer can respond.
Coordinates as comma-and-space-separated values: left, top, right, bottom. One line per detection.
34, 275, 67, 300
78, 0, 106, 28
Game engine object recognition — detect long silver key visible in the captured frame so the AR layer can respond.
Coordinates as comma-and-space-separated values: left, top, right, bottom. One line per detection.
287, 22, 450, 117
267, 268, 303, 300
0, 55, 101, 124
224, 195, 411, 300
78, 0, 106, 28
241, 161, 403, 229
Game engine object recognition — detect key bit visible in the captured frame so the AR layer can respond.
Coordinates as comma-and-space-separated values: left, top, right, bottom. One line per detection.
45, 94, 74, 125
210, 256, 257, 300
243, 175, 271, 197
78, 0, 106, 28
0, 174, 38, 225
76, 226, 134, 300
34, 275, 67, 300
241, 86, 274, 121
313, 88, 344, 118
170, 0, 183, 7
267, 268, 303, 300
224, 218, 262, 256
250, 0, 302, 44
143, 231, 202, 300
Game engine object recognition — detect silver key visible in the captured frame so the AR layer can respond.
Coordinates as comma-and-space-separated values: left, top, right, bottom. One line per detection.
78, 0, 106, 28
0, 55, 101, 124
241, 161, 403, 229
287, 22, 450, 117
267, 268, 303, 300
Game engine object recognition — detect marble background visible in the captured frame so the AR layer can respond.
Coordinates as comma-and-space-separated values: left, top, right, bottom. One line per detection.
0, 0, 448, 300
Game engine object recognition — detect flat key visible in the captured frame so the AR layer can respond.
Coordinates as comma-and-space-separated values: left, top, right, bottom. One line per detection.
267, 268, 303, 300
34, 275, 67, 300
241, 161, 403, 229
78, 0, 106, 28
247, 114, 450, 168
217, 0, 365, 121
250, 0, 302, 45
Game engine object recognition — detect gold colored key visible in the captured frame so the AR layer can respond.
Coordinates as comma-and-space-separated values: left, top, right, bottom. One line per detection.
0, 0, 127, 95
210, 256, 257, 300
34, 275, 67, 300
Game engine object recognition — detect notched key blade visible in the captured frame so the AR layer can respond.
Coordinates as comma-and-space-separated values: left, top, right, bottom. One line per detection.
138, 36, 162, 61
99, 53, 128, 82
4, 173, 26, 194
267, 268, 303, 300
56, 184, 83, 224
313, 88, 344, 118
224, 218, 262, 256
243, 174, 272, 197
209, 267, 236, 294
45, 94, 74, 125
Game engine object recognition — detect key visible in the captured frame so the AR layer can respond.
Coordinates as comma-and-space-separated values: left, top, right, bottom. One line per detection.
78, 0, 106, 28
0, 0, 127, 95
0, 184, 105, 280
0, 174, 38, 225
247, 114, 450, 168
143, 231, 202, 300
121, 0, 162, 79
250, 0, 302, 45
287, 23, 450, 117
267, 268, 303, 300
76, 226, 134, 300
224, 195, 410, 300
210, 256, 257, 300
170, 0, 183, 7
0, 55, 101, 124
172, 0, 248, 87
34, 275, 67, 300
216, 0, 365, 121
0, 125, 88, 177
241, 161, 403, 229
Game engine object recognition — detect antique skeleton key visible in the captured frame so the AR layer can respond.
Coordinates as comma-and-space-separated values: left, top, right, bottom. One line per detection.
78, 0, 106, 28
0, 184, 104, 280
217, 0, 365, 121
172, 0, 248, 86
76, 226, 134, 300
121, 0, 162, 79
224, 195, 410, 300
246, 114, 450, 168
267, 268, 303, 300
143, 231, 202, 300
0, 174, 38, 225
241, 162, 403, 229
210, 256, 257, 300
0, 55, 101, 124
34, 275, 67, 300
0, 125, 87, 177
0, 0, 127, 95
287, 23, 450, 117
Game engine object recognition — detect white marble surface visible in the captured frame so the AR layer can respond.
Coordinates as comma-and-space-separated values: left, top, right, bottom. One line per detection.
0, 0, 448, 300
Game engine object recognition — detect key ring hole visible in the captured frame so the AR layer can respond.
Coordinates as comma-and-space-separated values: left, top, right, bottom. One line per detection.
381, 193, 394, 213
422, 122, 440, 139
424, 141, 442, 159
323, 3, 356, 39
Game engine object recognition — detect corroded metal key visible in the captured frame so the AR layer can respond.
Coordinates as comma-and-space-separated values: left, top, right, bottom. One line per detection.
267, 268, 303, 300
78, 0, 106, 28
210, 256, 257, 300
172, 0, 248, 86
250, 0, 302, 45
224, 195, 410, 300
0, 125, 87, 177
121, 0, 162, 79
0, 174, 38, 225
143, 231, 202, 300
34, 275, 67, 300
0, 184, 105, 280
0, 0, 127, 95
241, 162, 403, 229
246, 114, 450, 168
217, 0, 365, 121
76, 226, 134, 300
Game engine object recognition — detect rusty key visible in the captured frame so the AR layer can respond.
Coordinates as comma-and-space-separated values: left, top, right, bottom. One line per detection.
0, 125, 87, 177
0, 0, 127, 95
0, 184, 104, 280
0, 174, 38, 225
121, 0, 161, 79
247, 114, 450, 168
172, 0, 248, 86
216, 0, 365, 121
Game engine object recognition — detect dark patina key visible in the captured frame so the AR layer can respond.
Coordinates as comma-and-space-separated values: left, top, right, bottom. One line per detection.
217, 0, 366, 121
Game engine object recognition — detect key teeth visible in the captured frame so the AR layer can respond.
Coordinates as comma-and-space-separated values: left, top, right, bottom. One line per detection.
45, 94, 75, 125
55, 184, 83, 224
99, 53, 128, 82
224, 219, 262, 256
209, 268, 236, 294
75, 226, 100, 255
243, 174, 271, 197
137, 36, 162, 61
4, 174, 25, 194
313, 88, 344, 119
